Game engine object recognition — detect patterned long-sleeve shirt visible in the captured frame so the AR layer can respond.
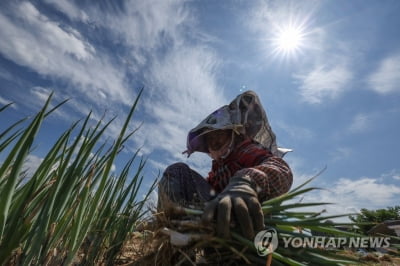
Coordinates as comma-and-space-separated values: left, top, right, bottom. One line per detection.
207, 139, 293, 202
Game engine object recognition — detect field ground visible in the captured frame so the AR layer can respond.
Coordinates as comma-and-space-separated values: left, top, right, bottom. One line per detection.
116, 231, 400, 265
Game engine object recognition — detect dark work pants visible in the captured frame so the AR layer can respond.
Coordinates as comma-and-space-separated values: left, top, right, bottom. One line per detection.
157, 163, 253, 264
158, 162, 214, 213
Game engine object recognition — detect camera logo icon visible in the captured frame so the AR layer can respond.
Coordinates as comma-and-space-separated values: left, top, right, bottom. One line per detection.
254, 227, 278, 256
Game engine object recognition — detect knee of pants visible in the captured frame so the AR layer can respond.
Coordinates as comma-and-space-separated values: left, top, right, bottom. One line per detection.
158, 163, 188, 193
159, 162, 189, 184
164, 162, 190, 173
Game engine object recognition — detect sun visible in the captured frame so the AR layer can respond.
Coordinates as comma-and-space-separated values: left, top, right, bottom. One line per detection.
271, 22, 307, 58
276, 27, 303, 51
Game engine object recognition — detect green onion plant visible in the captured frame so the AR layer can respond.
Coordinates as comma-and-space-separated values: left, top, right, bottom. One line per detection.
0, 90, 156, 265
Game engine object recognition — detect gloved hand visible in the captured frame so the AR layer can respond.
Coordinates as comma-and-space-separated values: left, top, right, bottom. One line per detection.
202, 173, 264, 239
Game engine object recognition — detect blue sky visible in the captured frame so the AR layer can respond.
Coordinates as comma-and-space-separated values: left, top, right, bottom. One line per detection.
1, 0, 399, 218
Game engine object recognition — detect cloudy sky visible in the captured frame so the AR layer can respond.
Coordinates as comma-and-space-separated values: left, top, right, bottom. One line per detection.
1, 0, 399, 218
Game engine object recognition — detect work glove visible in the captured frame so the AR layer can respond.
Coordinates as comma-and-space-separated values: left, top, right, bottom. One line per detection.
202, 173, 264, 239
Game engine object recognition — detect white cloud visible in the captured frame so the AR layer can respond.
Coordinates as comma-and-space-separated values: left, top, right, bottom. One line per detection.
283, 155, 326, 189
18, 2, 93, 60
0, 96, 8, 105
0, 2, 132, 106
334, 178, 400, 206
379, 169, 400, 182
88, 1, 227, 168
368, 54, 400, 94
329, 147, 352, 162
0, 1, 226, 174
299, 176, 400, 221
30, 86, 53, 104
348, 113, 371, 133
247, 0, 320, 42
88, 0, 191, 68
25, 86, 82, 123
0, 2, 92, 62
285, 158, 399, 221
147, 159, 169, 176
275, 121, 314, 141
144, 189, 159, 212
78, 1, 225, 170
295, 64, 353, 104
0, 66, 15, 82
23, 154, 44, 178
134, 45, 226, 166
44, 0, 89, 22
0, 96, 16, 109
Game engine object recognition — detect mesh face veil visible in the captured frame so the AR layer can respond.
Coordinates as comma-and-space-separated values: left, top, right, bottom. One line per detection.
206, 129, 236, 161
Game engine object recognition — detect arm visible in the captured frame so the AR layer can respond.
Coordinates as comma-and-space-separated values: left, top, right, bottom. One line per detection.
202, 142, 293, 239
237, 156, 293, 202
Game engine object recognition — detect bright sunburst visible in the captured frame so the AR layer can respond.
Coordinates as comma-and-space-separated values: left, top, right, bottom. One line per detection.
271, 22, 308, 58
276, 27, 303, 51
